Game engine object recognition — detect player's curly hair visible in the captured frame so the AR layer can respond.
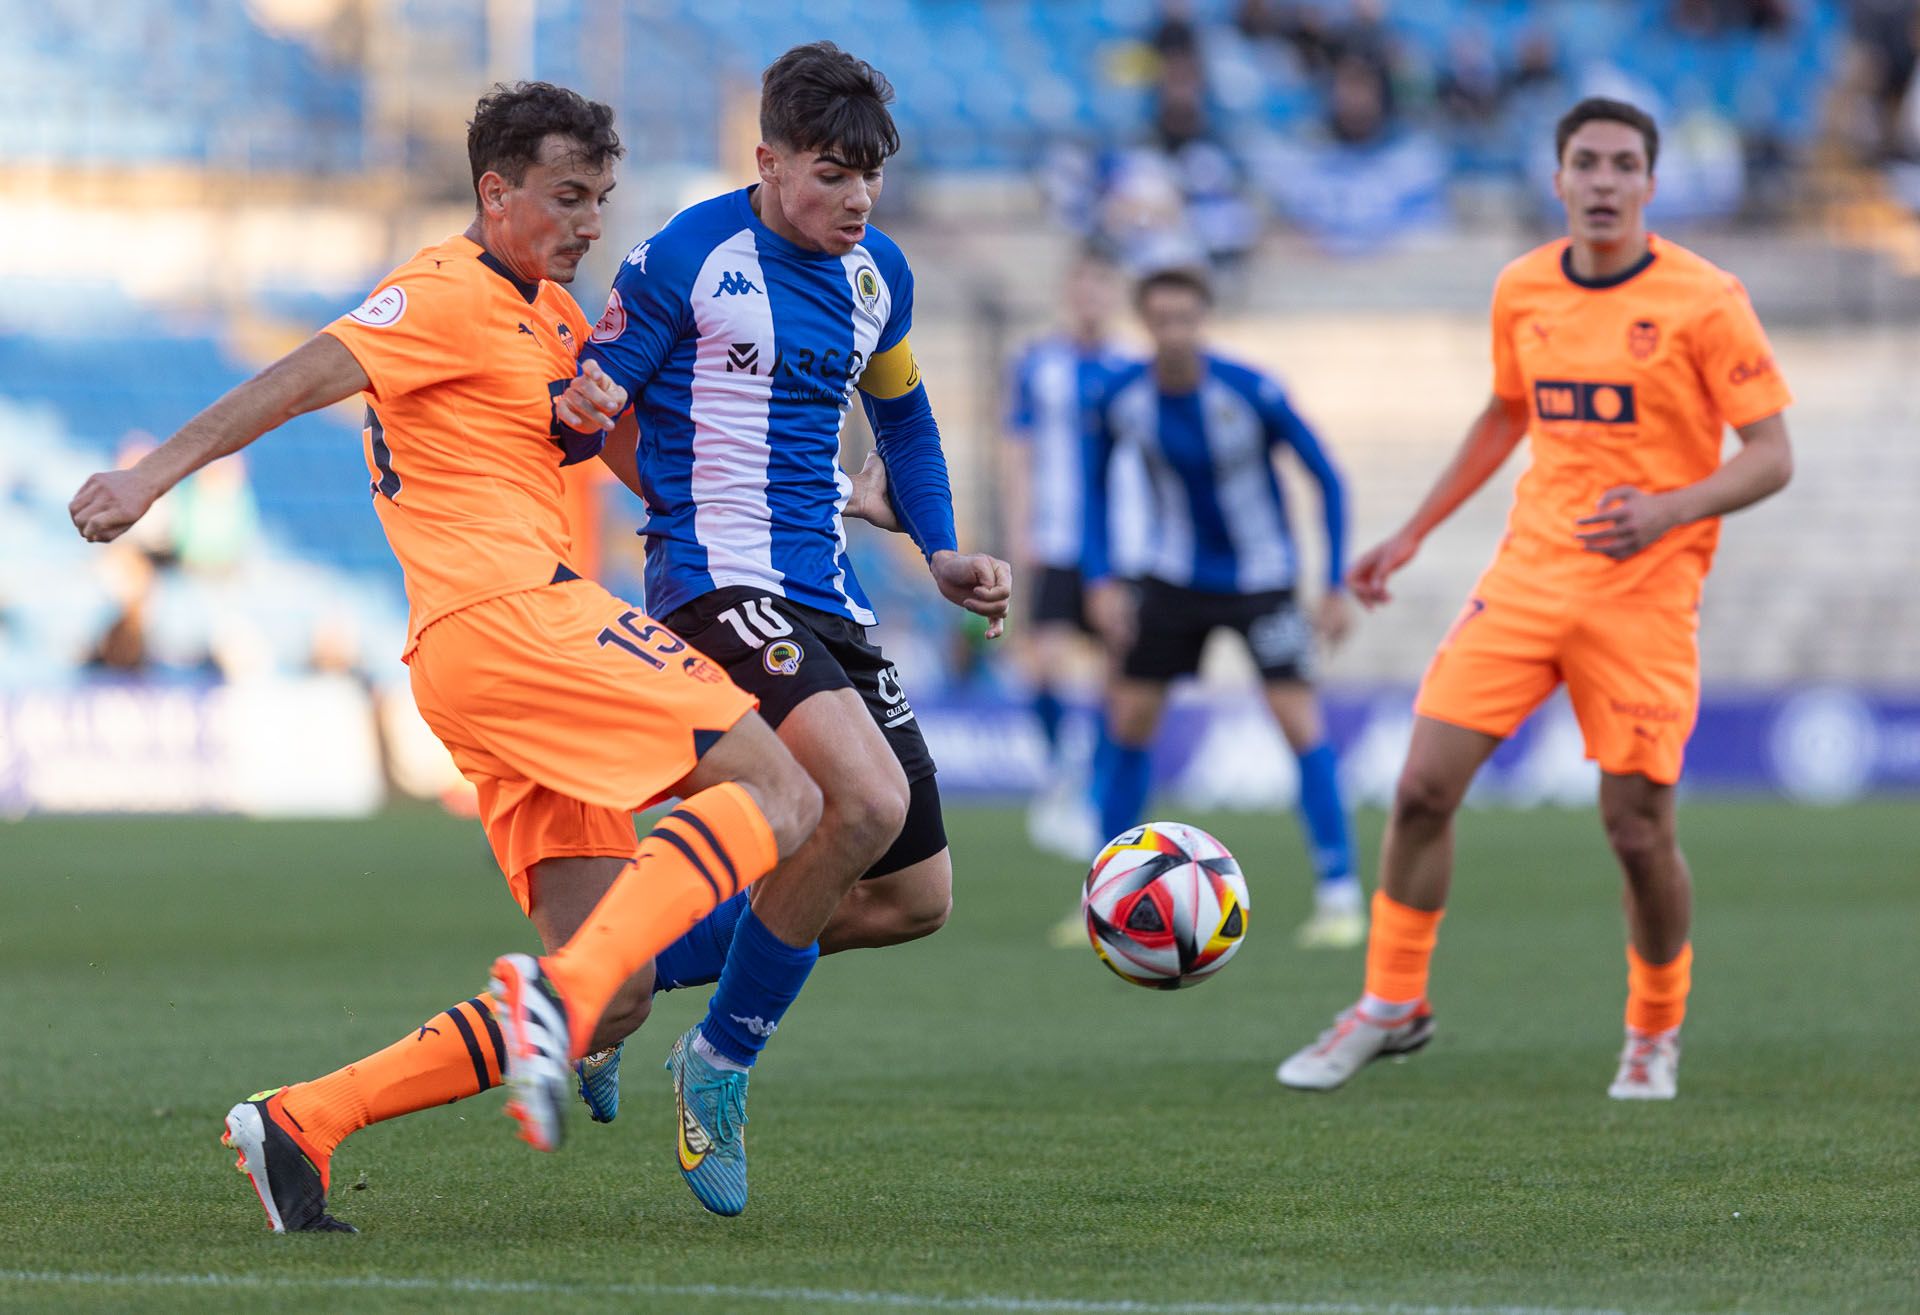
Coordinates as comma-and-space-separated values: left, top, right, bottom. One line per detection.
467, 81, 623, 205
760, 42, 900, 171
1554, 97, 1659, 173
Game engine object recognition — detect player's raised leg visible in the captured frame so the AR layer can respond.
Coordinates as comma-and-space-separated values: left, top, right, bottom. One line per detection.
667, 687, 909, 1215
1278, 716, 1498, 1089
495, 711, 821, 1153
1599, 771, 1693, 1099
1263, 680, 1364, 949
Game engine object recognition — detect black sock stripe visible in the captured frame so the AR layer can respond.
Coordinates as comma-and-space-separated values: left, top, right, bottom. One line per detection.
442, 1005, 491, 1095
667, 809, 739, 895
466, 997, 507, 1083
652, 823, 722, 903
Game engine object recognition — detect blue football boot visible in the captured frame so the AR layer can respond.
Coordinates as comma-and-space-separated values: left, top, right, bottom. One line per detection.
665, 1025, 749, 1215
576, 1043, 625, 1123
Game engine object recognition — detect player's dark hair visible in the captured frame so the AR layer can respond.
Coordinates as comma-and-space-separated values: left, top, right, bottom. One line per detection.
760, 41, 900, 171
1134, 266, 1214, 309
467, 81, 623, 205
1554, 97, 1659, 173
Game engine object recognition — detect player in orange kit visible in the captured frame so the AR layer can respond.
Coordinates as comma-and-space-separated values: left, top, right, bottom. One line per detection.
68, 83, 821, 1230
1277, 98, 1794, 1100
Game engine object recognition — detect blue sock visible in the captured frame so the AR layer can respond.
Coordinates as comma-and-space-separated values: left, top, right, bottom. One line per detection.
1032, 687, 1066, 760
1295, 741, 1355, 886
697, 908, 819, 1068
652, 890, 749, 992
1098, 741, 1153, 845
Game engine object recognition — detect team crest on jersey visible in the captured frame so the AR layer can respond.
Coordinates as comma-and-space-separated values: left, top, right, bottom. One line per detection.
591, 289, 626, 343
348, 286, 407, 328
763, 640, 804, 676
555, 322, 574, 350
1628, 319, 1659, 360
853, 265, 881, 313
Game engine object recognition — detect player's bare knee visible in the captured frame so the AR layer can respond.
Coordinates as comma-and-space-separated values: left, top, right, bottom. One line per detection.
1392, 768, 1463, 830
762, 762, 824, 859
590, 973, 653, 1050
832, 775, 909, 870
1603, 811, 1671, 877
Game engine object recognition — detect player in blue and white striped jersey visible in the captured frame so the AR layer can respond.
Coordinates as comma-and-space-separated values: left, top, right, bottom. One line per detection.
1084, 267, 1364, 950
1002, 255, 1137, 860
577, 42, 1011, 1216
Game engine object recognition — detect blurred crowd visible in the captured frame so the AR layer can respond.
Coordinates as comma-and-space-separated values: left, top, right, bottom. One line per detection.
1051, 0, 1890, 269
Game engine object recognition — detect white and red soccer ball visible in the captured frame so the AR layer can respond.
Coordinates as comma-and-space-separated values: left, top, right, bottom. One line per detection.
1083, 821, 1250, 989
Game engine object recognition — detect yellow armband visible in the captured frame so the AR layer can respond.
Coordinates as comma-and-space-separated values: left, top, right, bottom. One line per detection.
858, 336, 921, 400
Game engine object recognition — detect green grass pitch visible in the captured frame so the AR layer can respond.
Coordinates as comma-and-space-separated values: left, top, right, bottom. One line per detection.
1, 801, 1915, 1314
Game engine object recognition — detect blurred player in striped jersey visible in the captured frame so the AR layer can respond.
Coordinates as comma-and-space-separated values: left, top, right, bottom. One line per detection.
1001, 254, 1136, 861
1278, 99, 1794, 1100
1084, 267, 1363, 950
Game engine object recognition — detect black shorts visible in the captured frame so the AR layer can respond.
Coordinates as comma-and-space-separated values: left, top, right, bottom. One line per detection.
1030, 564, 1094, 633
662, 586, 936, 785
1122, 577, 1316, 683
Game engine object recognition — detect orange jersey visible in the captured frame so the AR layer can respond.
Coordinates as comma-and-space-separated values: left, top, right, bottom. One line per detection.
323, 235, 595, 654
1485, 234, 1792, 604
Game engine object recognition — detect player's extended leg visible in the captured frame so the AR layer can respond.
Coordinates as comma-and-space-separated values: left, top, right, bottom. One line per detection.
1278, 716, 1500, 1090
495, 711, 821, 1154
1262, 680, 1363, 949
665, 686, 908, 1214
1599, 771, 1693, 1100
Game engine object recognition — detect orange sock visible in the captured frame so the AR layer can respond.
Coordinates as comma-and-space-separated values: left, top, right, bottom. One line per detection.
542, 781, 778, 1056
1625, 942, 1692, 1035
278, 994, 505, 1158
1362, 890, 1445, 1007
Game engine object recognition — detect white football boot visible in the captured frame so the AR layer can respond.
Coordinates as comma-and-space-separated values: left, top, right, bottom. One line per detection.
1607, 1028, 1680, 1100
1277, 1002, 1435, 1091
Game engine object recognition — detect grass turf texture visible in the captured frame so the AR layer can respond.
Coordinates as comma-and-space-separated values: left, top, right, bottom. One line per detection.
1, 801, 1914, 1315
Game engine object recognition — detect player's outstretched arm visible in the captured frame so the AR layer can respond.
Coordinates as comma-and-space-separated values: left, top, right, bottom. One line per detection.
1349, 392, 1529, 608
70, 333, 370, 544
1576, 411, 1793, 561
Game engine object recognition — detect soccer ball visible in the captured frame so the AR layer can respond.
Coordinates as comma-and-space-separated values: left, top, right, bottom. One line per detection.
1083, 821, 1250, 989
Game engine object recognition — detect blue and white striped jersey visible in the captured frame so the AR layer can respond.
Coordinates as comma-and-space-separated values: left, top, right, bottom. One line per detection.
581, 187, 915, 624
1005, 334, 1134, 570
1085, 355, 1347, 595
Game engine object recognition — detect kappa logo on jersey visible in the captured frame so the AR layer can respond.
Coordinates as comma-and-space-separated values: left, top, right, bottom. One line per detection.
348, 286, 407, 328
727, 342, 760, 374
626, 241, 650, 271
1628, 319, 1659, 360
714, 271, 761, 297
1533, 379, 1638, 425
763, 639, 803, 676
591, 289, 626, 344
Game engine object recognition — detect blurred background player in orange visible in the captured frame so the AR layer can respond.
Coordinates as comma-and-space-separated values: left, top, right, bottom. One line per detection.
68, 82, 822, 1231
1278, 97, 1794, 1101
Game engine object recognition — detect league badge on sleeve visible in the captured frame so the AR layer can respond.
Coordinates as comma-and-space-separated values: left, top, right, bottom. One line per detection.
348, 286, 407, 328
591, 289, 627, 344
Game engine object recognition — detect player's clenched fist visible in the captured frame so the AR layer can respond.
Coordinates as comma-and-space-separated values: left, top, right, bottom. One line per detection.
931, 549, 1013, 639
555, 359, 627, 432
69, 468, 160, 544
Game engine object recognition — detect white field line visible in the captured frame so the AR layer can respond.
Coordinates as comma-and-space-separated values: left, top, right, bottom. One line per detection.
0, 1268, 1651, 1315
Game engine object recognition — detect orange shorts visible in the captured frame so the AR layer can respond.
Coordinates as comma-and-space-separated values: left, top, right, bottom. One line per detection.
408, 580, 757, 912
1414, 584, 1699, 785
